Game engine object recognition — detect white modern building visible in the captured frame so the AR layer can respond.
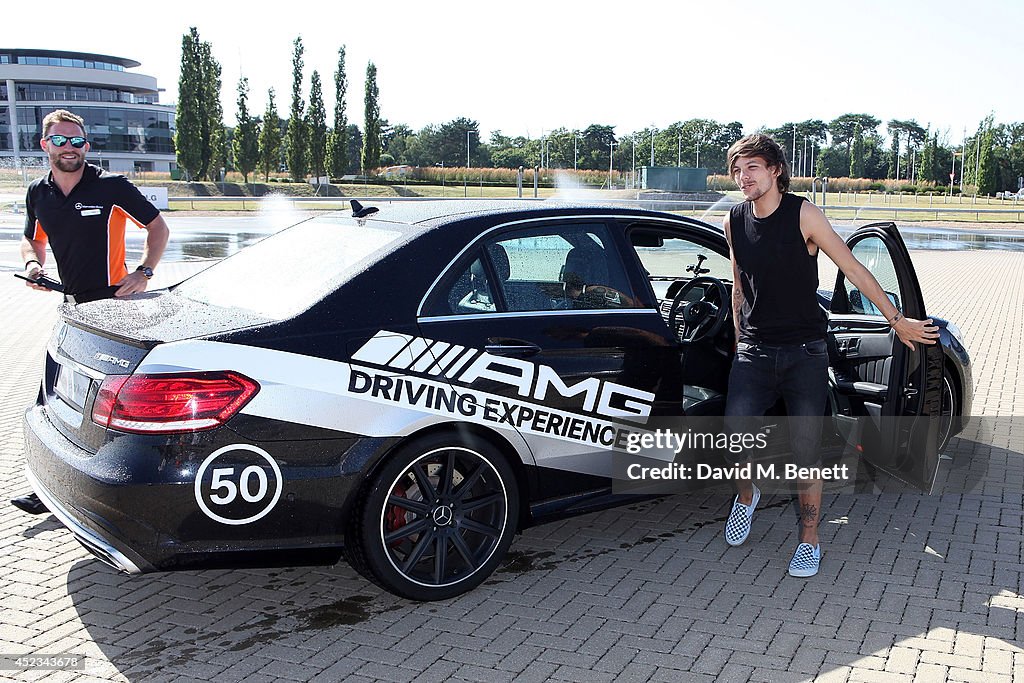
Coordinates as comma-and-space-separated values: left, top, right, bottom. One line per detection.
1, 48, 176, 173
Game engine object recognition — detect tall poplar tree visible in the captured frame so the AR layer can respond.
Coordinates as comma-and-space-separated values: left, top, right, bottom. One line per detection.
886, 121, 901, 180
232, 76, 259, 184
306, 71, 328, 183
174, 28, 203, 180
361, 61, 381, 173
978, 126, 996, 195
287, 36, 308, 181
919, 129, 934, 183
258, 88, 282, 182
328, 46, 349, 178
198, 40, 225, 181
849, 123, 865, 178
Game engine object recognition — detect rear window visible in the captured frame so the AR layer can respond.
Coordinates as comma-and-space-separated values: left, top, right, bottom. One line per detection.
175, 215, 405, 319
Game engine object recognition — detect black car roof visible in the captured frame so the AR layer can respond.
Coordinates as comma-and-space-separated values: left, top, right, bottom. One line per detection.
352, 199, 711, 232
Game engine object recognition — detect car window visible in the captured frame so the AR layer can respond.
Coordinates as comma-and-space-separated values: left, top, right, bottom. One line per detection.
176, 216, 404, 320
431, 255, 498, 316
630, 231, 732, 301
846, 237, 901, 315
485, 223, 637, 312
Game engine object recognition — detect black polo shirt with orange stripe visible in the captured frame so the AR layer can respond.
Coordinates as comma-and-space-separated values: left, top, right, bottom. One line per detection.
24, 163, 160, 296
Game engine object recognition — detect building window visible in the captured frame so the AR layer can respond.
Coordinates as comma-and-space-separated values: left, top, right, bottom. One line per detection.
12, 106, 175, 155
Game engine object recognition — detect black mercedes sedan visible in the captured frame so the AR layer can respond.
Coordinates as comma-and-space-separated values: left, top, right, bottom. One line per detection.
22, 200, 971, 600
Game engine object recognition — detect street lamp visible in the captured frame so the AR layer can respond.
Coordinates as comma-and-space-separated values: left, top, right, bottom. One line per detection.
631, 133, 637, 189
436, 161, 444, 197
465, 129, 476, 197
650, 127, 656, 167
609, 140, 617, 190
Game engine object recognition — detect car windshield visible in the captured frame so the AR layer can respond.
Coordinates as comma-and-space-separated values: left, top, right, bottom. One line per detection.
175, 215, 405, 320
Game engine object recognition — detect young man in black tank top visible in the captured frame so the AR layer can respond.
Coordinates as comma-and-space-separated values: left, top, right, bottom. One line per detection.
721, 134, 938, 577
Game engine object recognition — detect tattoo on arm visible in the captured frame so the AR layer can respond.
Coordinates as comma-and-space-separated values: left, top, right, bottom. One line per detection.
798, 504, 819, 528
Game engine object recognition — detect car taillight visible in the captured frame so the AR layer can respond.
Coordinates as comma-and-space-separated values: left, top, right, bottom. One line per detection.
92, 371, 260, 433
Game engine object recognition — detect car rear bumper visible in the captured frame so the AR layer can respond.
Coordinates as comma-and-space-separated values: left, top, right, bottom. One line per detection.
25, 466, 149, 574
23, 402, 380, 573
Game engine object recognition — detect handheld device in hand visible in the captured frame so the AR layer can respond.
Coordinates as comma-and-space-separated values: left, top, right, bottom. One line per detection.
14, 272, 65, 292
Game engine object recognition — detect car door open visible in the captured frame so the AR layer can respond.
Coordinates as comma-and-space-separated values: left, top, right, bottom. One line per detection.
827, 222, 944, 492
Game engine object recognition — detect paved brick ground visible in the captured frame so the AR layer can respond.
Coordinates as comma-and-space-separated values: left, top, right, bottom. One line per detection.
0, 249, 1022, 682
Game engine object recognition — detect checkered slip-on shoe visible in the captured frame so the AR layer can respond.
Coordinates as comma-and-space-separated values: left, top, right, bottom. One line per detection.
724, 484, 760, 546
788, 543, 821, 577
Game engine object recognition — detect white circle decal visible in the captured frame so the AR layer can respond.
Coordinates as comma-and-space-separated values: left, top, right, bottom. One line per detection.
194, 444, 283, 525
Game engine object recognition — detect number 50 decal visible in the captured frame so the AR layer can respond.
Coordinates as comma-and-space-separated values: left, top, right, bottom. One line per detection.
195, 444, 283, 525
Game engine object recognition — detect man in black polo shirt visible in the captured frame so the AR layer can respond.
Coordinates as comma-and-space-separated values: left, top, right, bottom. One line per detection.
12, 109, 169, 514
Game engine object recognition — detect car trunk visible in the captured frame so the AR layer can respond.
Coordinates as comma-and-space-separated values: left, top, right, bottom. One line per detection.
42, 292, 273, 453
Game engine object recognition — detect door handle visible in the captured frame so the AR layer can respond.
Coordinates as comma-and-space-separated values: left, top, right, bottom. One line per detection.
485, 343, 541, 358
836, 337, 860, 355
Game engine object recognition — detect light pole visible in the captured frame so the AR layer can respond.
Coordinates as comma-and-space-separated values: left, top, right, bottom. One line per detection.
465, 129, 475, 197
677, 133, 682, 167
792, 123, 797, 171
609, 140, 617, 190
650, 127, 656, 167
436, 161, 444, 197
631, 133, 637, 189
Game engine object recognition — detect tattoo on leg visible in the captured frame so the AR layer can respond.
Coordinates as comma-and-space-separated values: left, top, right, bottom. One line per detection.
799, 504, 819, 528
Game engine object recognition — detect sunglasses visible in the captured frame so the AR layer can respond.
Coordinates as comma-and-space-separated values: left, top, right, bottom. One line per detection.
45, 135, 88, 148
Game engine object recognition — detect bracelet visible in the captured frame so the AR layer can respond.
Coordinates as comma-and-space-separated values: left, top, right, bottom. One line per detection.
888, 312, 903, 326
25, 259, 42, 270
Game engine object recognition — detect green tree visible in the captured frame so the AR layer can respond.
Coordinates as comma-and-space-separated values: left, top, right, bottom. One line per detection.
345, 124, 363, 173
849, 123, 866, 178
383, 122, 413, 165
328, 46, 349, 178
232, 76, 259, 184
886, 120, 902, 179
257, 88, 282, 181
306, 70, 327, 183
198, 40, 225, 181
917, 131, 932, 183
286, 37, 308, 181
829, 114, 881, 156
361, 61, 381, 173
978, 126, 996, 195
174, 27, 203, 180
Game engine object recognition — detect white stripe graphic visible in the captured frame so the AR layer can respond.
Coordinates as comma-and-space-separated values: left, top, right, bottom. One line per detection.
351, 331, 414, 366
428, 343, 467, 376
410, 340, 450, 373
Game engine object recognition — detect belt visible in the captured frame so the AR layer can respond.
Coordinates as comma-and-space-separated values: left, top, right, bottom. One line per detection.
64, 286, 119, 305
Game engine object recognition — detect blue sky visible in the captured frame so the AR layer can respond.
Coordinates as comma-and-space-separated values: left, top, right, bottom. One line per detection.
10, 0, 1020, 143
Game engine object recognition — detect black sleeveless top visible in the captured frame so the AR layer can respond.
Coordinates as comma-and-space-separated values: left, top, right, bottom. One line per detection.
729, 193, 827, 345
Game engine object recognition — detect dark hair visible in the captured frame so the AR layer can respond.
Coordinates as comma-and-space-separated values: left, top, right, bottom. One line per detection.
727, 133, 790, 193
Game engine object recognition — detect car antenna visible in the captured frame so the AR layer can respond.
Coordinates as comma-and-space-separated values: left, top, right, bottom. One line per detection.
350, 200, 379, 218
686, 254, 710, 276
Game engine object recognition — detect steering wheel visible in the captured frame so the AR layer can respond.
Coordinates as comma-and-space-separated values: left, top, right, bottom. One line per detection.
667, 276, 730, 343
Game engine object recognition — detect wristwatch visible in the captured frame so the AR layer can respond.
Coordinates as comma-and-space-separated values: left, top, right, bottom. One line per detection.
136, 265, 154, 279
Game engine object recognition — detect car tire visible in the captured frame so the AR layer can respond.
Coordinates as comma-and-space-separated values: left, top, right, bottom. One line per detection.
938, 366, 960, 454
345, 432, 519, 601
